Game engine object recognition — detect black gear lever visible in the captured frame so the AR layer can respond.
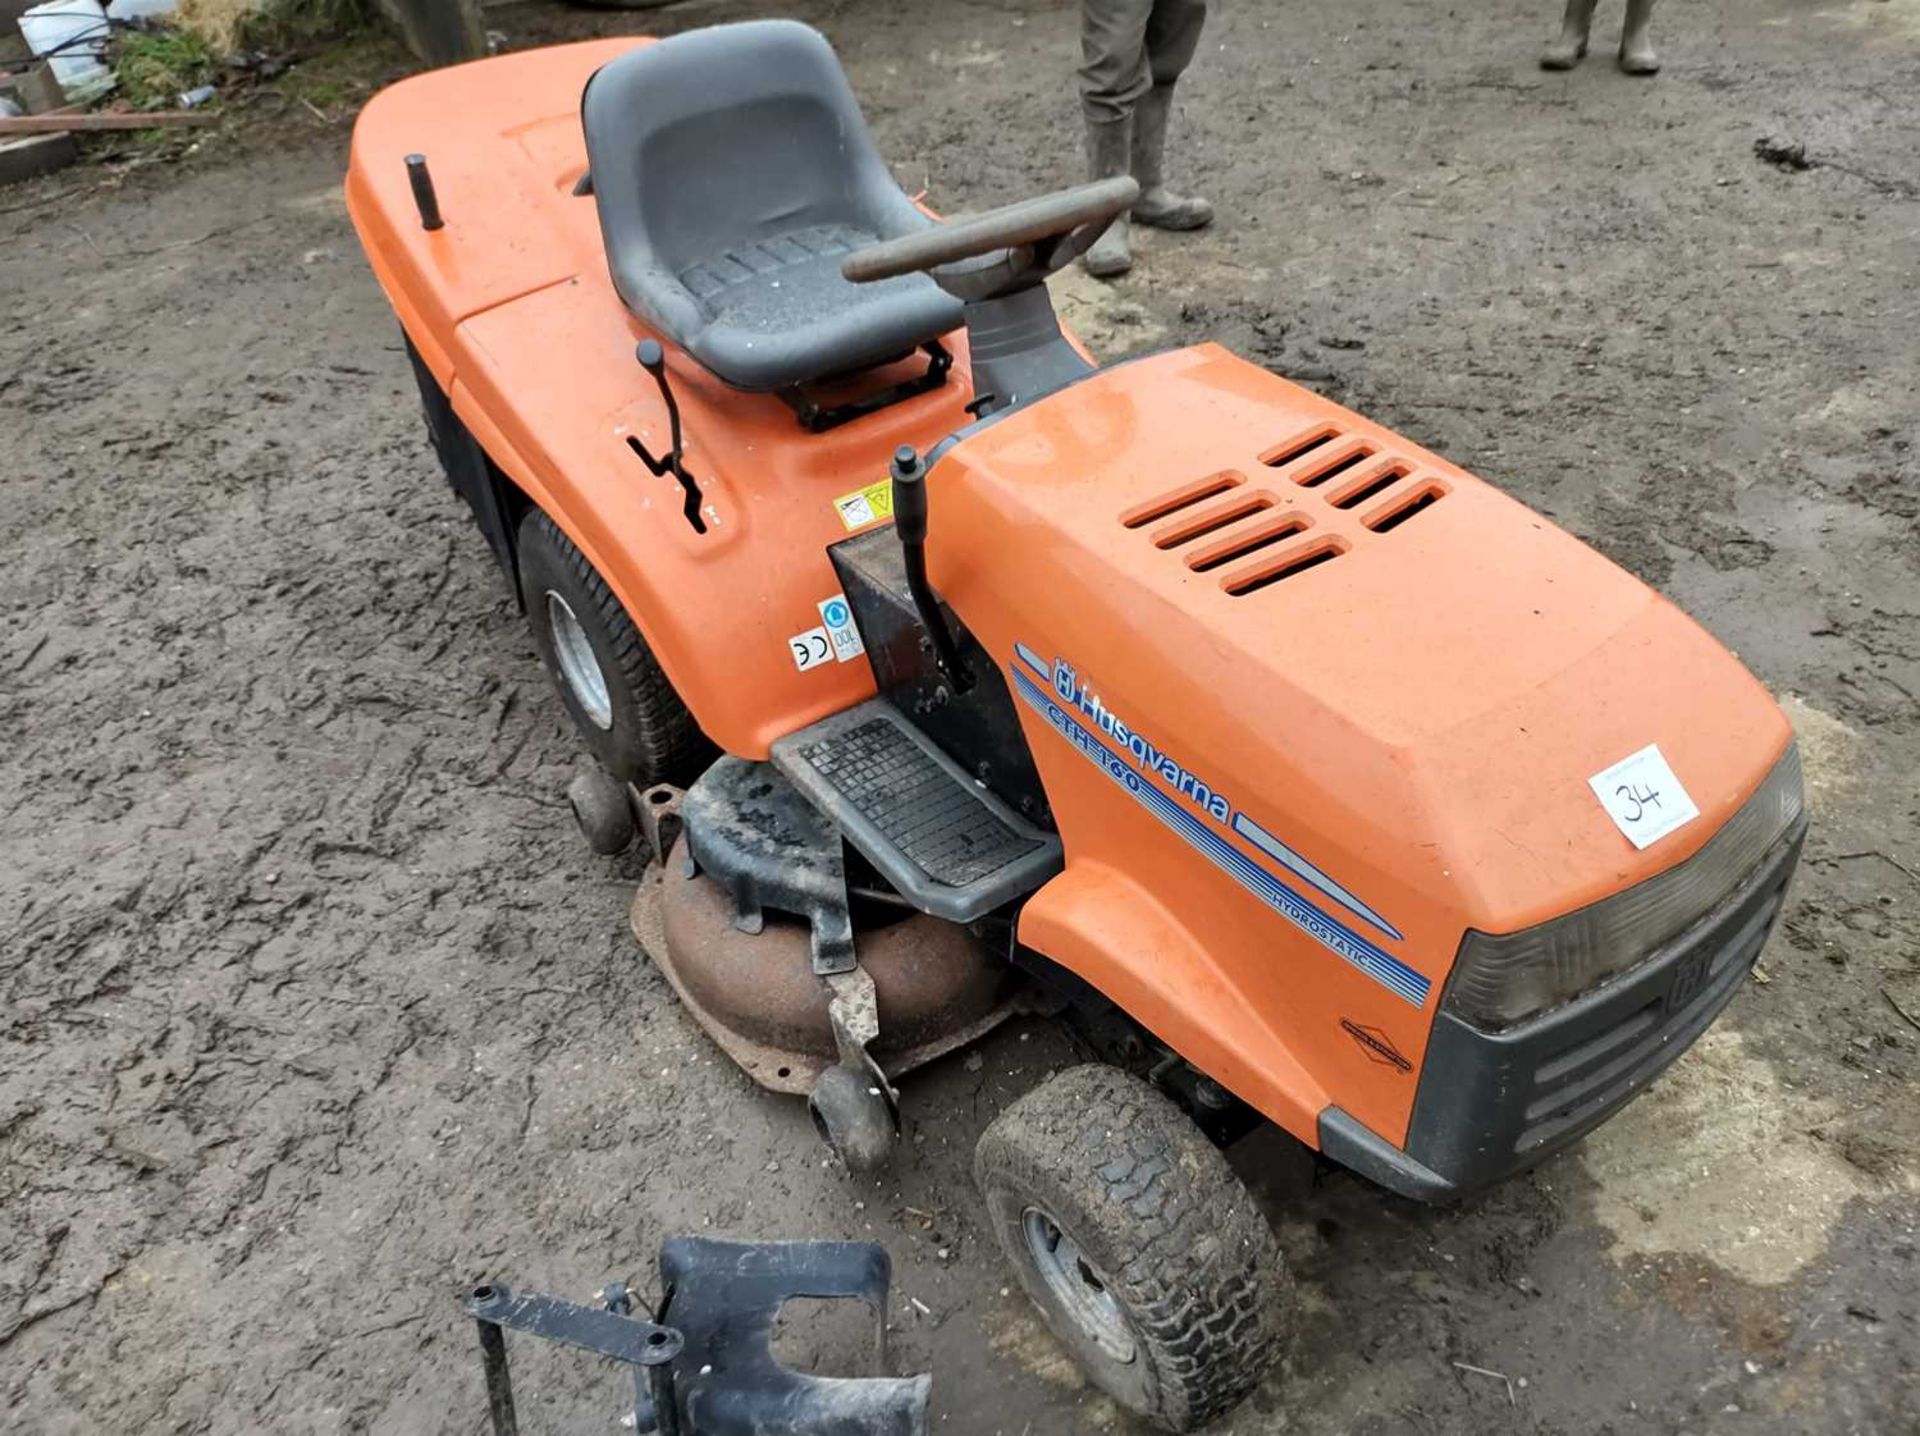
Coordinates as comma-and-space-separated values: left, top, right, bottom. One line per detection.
636, 340, 686, 474
890, 445, 971, 693
634, 339, 706, 534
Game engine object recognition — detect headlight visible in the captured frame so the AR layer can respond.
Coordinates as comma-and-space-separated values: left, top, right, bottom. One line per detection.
1444, 742, 1805, 1030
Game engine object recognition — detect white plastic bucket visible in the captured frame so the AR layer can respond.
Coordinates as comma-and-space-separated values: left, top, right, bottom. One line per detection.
19, 0, 115, 105
106, 0, 179, 19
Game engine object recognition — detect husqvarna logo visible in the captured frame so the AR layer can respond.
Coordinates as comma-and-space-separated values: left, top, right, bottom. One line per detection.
1048, 658, 1232, 824
1008, 642, 1429, 1006
1050, 658, 1079, 704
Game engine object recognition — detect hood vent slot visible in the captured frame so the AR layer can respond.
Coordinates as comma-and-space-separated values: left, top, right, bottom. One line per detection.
1188, 516, 1309, 572
1330, 463, 1410, 511
1366, 483, 1446, 532
1152, 494, 1273, 550
1295, 444, 1375, 488
1223, 538, 1346, 595
1121, 435, 1444, 601
1261, 426, 1339, 470
1121, 470, 1244, 529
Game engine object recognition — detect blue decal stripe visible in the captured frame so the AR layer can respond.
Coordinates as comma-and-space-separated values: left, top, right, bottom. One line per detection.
1011, 667, 1431, 1007
1231, 813, 1403, 941
1013, 642, 1050, 682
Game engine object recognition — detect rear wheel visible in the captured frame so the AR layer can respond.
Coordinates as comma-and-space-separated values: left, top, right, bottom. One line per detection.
516, 509, 709, 787
974, 1065, 1289, 1431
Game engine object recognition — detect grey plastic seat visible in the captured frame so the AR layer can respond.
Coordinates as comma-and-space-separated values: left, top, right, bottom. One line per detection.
581, 21, 963, 394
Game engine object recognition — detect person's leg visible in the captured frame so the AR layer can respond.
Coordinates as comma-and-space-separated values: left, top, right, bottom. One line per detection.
1618, 0, 1659, 74
1131, 0, 1211, 231
1079, 0, 1153, 277
1131, 87, 1212, 230
1540, 0, 1598, 69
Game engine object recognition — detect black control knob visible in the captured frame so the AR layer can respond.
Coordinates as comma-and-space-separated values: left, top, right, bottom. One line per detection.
891, 445, 926, 546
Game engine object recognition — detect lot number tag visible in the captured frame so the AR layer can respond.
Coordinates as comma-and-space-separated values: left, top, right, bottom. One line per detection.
1588, 743, 1699, 850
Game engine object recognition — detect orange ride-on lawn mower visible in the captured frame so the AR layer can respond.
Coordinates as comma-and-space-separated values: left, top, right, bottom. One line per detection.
348, 21, 1807, 1429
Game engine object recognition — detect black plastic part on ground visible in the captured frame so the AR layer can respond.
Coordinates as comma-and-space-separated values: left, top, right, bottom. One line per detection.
465, 1237, 929, 1436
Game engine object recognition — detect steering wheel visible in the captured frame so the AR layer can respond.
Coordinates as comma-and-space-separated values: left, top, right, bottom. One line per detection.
842, 177, 1139, 302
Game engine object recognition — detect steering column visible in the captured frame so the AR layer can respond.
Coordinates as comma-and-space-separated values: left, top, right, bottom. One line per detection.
842, 177, 1140, 416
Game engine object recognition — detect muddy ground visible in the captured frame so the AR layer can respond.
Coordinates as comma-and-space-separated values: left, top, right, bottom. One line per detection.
2, 0, 1917, 1431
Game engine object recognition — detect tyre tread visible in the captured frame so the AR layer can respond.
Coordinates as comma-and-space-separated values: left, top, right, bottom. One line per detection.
519, 509, 709, 785
975, 1065, 1288, 1431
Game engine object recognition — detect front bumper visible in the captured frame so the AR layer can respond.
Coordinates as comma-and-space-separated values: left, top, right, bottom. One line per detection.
1319, 815, 1807, 1203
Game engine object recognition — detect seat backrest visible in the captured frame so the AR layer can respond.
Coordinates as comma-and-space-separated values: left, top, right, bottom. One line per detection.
582, 21, 930, 344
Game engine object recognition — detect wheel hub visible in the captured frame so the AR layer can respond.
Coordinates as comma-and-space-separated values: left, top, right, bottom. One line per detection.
545, 590, 613, 730
1021, 1207, 1137, 1364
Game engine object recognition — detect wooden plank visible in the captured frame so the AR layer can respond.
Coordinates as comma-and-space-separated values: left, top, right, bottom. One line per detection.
0, 111, 219, 134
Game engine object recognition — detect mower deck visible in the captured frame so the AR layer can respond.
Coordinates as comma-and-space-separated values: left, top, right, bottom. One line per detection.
632, 837, 1030, 1097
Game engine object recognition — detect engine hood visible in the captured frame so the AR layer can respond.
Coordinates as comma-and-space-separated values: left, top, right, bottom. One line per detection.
928, 344, 1791, 944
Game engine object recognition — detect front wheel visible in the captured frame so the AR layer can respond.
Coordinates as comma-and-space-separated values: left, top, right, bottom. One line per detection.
974, 1065, 1289, 1431
516, 509, 709, 788
567, 764, 636, 855
808, 1064, 897, 1174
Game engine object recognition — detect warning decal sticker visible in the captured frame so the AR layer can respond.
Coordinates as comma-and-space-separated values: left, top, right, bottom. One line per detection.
790, 594, 866, 672
832, 479, 894, 532
817, 595, 865, 662
789, 627, 833, 671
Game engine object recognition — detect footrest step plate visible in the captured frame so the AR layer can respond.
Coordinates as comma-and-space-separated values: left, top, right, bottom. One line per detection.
771, 701, 1062, 922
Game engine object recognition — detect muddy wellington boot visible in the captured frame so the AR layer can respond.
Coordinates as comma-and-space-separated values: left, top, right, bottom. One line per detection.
1540, 0, 1597, 69
1618, 0, 1660, 75
1131, 83, 1212, 231
1083, 114, 1134, 279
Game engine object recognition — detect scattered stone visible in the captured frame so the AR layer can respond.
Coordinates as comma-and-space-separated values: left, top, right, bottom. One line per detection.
1754, 137, 1813, 172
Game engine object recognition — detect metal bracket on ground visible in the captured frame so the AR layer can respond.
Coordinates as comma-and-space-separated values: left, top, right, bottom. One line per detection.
464, 1238, 930, 1436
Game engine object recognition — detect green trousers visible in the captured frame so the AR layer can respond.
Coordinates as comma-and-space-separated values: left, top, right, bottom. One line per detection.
1079, 0, 1209, 124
